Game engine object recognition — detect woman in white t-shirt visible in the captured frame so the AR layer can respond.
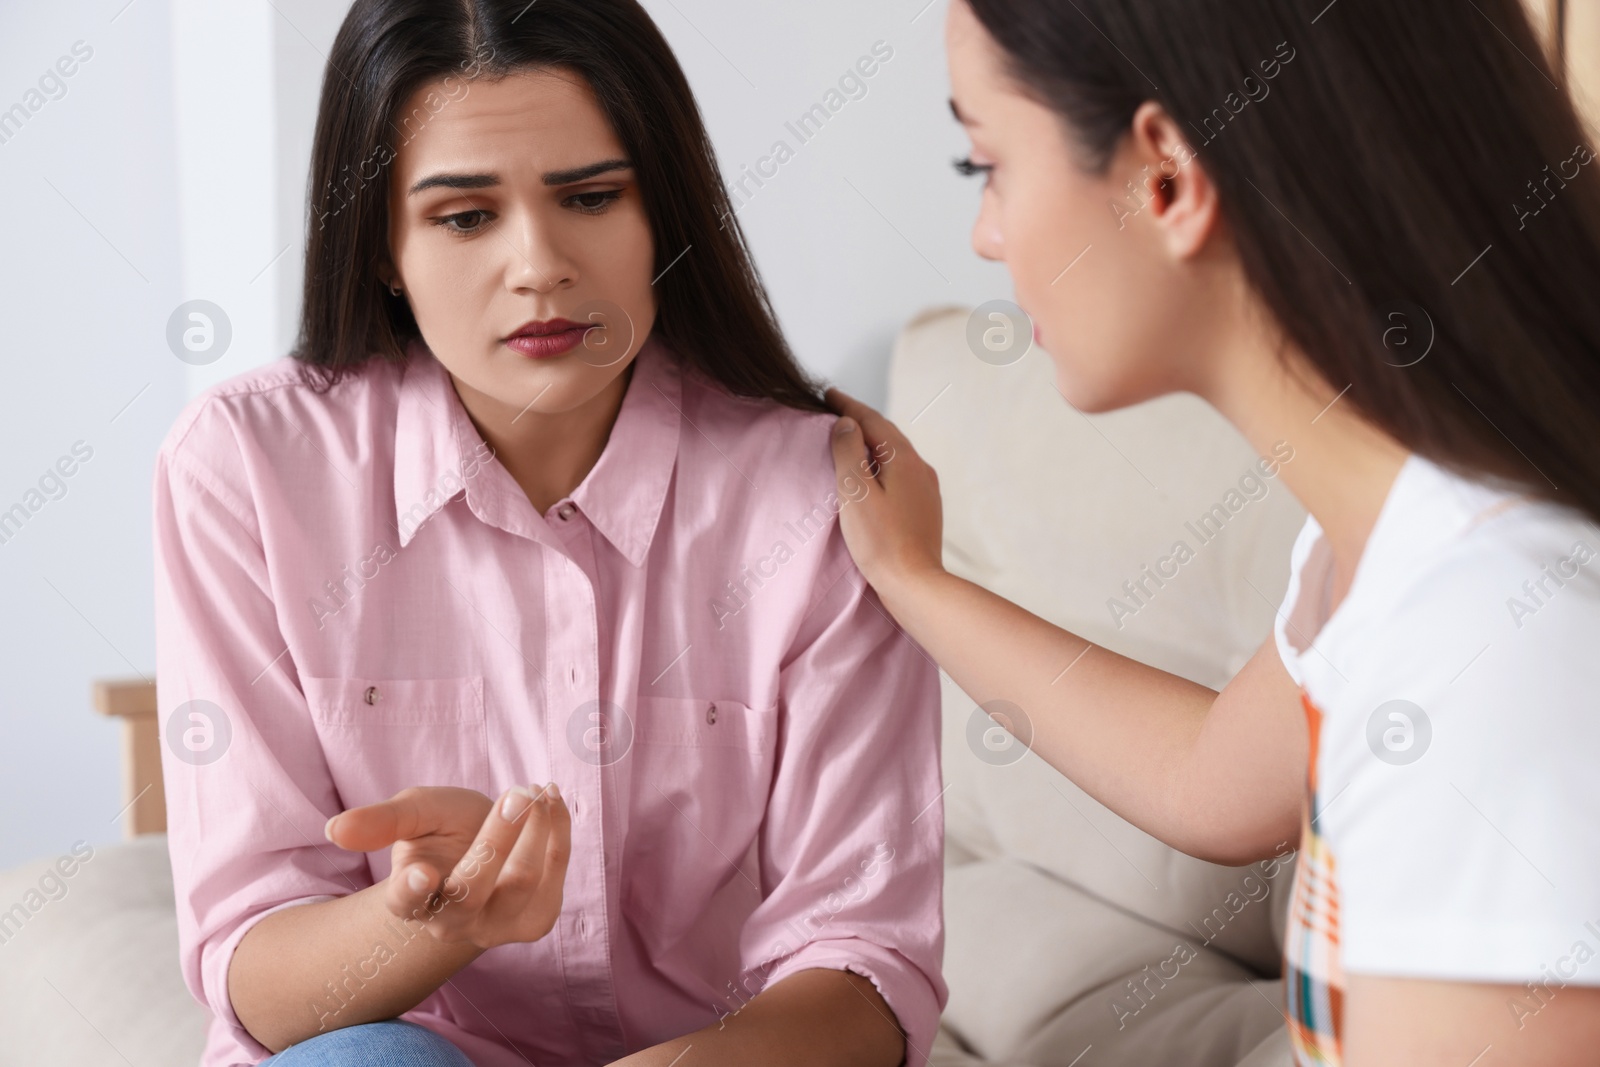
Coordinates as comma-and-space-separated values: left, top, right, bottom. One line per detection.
824, 0, 1600, 1064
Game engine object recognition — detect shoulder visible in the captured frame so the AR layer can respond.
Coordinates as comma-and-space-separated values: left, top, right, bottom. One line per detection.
675, 362, 866, 609
1391, 497, 1597, 651
1301, 469, 1600, 786
1338, 491, 1600, 719
675, 361, 850, 525
157, 355, 402, 509
676, 363, 840, 494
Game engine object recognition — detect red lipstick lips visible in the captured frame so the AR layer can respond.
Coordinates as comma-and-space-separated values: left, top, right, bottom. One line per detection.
505, 317, 589, 359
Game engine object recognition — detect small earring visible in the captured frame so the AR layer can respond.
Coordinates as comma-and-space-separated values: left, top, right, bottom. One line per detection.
389, 281, 403, 296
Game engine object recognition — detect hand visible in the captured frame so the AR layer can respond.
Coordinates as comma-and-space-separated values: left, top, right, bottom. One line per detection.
825, 386, 946, 600
325, 783, 571, 950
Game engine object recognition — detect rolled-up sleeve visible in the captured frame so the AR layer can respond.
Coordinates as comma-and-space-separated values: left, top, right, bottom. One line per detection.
740, 527, 948, 1067
152, 404, 368, 1051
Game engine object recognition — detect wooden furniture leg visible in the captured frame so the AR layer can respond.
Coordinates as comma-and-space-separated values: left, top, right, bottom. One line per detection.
93, 678, 164, 839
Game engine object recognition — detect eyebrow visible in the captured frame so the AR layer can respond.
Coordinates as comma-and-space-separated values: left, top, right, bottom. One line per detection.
407, 158, 633, 197
949, 98, 971, 125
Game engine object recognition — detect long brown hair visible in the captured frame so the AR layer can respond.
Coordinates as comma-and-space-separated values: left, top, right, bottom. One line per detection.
291, 0, 828, 414
966, 0, 1600, 526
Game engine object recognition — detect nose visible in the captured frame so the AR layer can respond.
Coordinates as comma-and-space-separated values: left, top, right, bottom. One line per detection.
506, 211, 578, 294
970, 192, 1003, 262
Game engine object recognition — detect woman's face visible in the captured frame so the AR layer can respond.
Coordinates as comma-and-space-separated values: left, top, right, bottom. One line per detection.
385, 67, 656, 423
945, 0, 1226, 411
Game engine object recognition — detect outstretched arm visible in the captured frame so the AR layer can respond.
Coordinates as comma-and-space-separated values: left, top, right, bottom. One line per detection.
826, 387, 1305, 865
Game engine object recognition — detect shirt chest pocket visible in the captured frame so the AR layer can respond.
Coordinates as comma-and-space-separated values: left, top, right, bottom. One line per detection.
302, 676, 490, 812
621, 696, 778, 928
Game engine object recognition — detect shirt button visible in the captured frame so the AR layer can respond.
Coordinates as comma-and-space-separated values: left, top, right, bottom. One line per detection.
556, 502, 577, 521
705, 702, 717, 725
363, 686, 380, 705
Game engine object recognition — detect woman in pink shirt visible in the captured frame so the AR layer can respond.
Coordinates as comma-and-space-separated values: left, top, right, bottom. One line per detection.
152, 2, 943, 1065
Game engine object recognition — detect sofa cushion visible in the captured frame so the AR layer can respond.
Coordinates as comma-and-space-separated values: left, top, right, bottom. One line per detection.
0, 833, 206, 1066
942, 857, 1289, 1065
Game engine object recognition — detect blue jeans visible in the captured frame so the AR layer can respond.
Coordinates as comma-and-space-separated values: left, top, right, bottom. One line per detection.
260, 1019, 475, 1066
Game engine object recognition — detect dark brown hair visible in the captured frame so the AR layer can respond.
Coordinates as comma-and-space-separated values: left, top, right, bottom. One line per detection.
966, 0, 1600, 526
291, 0, 828, 414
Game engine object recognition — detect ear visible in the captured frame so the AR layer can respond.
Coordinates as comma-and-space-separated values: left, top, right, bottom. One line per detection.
1127, 101, 1221, 259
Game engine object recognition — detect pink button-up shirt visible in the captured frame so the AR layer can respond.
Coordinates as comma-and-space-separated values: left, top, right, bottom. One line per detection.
152, 336, 946, 1067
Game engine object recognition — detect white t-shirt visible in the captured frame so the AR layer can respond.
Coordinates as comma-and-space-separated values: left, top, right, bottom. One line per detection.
1274, 452, 1600, 1013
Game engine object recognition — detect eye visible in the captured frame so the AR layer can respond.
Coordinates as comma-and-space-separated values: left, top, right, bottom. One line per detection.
432, 209, 491, 236
565, 189, 624, 215
952, 155, 995, 180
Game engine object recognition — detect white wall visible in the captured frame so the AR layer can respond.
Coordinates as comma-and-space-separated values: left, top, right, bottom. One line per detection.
643, 0, 1012, 395
0, 0, 1011, 869
0, 0, 186, 868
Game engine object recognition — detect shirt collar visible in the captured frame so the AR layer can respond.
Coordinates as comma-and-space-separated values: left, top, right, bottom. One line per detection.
393, 335, 683, 567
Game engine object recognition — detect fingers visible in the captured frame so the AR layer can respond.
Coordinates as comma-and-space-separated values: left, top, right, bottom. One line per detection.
386, 855, 444, 919
537, 784, 572, 888
824, 386, 901, 445
378, 786, 531, 923
497, 784, 573, 940
823, 385, 876, 423
830, 407, 876, 499
420, 784, 570, 944
825, 387, 911, 476
491, 786, 552, 896
825, 386, 884, 446
433, 785, 544, 909
325, 786, 483, 853
326, 796, 409, 853
822, 384, 857, 415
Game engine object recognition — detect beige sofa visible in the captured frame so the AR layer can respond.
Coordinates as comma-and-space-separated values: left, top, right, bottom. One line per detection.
0, 306, 1303, 1066
0, 832, 207, 1064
